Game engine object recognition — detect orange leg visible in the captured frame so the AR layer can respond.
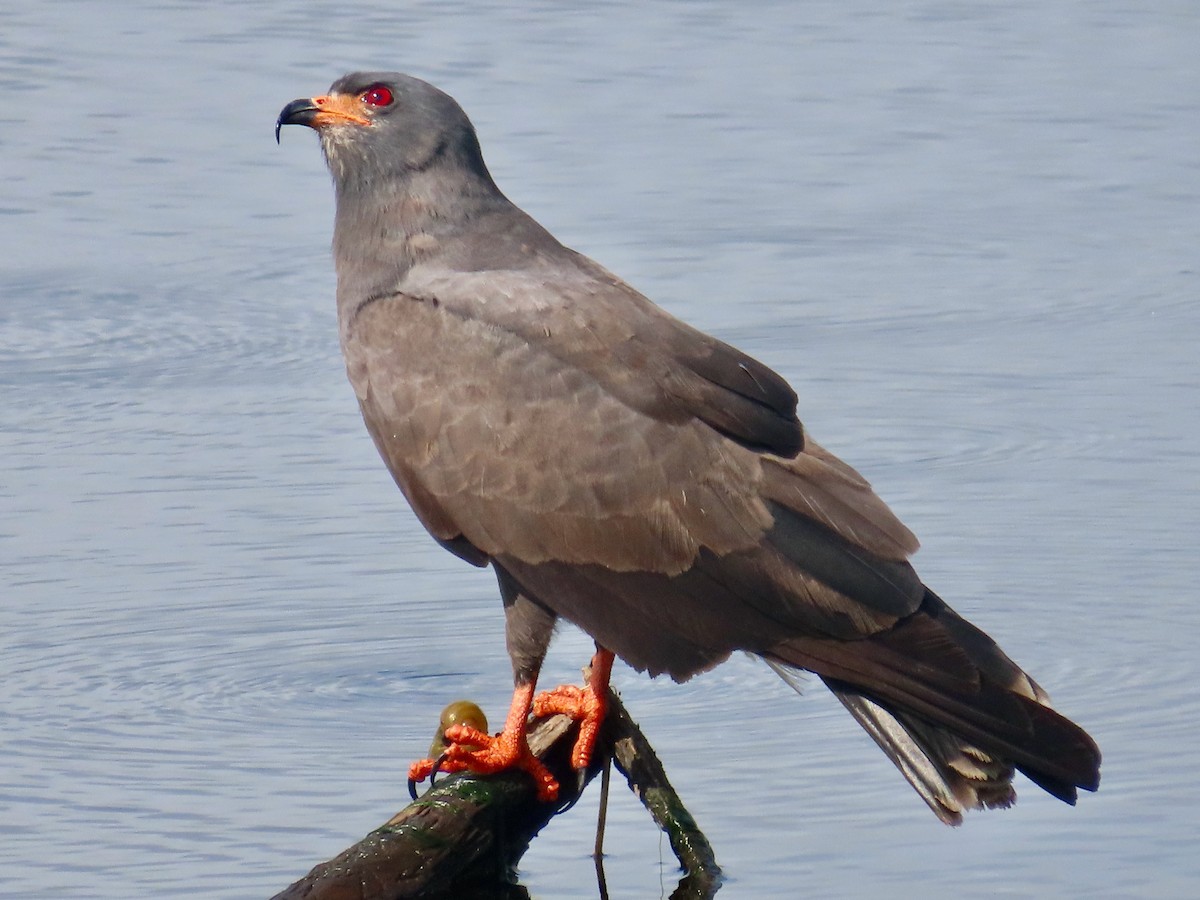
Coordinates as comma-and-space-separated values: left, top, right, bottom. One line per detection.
407, 681, 560, 802
532, 647, 615, 770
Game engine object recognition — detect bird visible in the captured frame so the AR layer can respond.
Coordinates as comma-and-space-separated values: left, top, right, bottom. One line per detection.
276, 72, 1100, 824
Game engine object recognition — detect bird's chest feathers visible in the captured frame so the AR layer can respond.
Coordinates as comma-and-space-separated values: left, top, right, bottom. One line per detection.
342, 298, 531, 462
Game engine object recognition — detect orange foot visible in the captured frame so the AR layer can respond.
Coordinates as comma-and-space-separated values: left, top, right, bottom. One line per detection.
532, 648, 615, 770
406, 649, 616, 804
406, 683, 560, 802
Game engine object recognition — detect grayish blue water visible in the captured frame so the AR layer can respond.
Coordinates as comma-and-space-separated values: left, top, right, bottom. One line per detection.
3, 2, 1198, 897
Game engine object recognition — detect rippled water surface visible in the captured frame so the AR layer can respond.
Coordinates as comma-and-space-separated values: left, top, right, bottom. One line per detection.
3, 2, 1198, 897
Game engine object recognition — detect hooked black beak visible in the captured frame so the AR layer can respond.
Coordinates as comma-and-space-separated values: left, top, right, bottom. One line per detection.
275, 98, 321, 144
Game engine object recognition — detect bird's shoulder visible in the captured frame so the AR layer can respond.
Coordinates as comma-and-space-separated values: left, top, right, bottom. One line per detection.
339, 255, 796, 572
340, 245, 913, 574
345, 248, 803, 458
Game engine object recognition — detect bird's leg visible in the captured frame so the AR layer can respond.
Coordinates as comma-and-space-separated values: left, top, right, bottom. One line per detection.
533, 645, 615, 770
407, 572, 562, 801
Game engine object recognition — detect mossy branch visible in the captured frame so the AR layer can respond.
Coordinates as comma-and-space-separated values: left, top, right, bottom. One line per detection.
270, 691, 720, 899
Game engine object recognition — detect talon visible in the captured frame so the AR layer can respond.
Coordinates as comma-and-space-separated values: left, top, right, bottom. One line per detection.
554, 766, 590, 815
407, 757, 433, 798
404, 683, 562, 803
407, 756, 436, 785
406, 751, 468, 797
428, 750, 451, 789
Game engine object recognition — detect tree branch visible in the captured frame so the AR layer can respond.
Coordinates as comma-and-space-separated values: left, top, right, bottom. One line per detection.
270, 691, 720, 899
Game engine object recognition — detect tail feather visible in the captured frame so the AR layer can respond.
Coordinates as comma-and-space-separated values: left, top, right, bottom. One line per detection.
764, 587, 1100, 821
827, 679, 1016, 825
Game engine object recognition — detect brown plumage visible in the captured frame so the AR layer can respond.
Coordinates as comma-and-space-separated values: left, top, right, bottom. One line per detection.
277, 72, 1100, 822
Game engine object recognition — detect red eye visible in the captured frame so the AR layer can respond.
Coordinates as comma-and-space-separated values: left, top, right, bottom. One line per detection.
361, 85, 394, 107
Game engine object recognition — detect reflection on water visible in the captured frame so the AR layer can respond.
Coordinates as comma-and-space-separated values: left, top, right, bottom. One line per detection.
3, 2, 1198, 898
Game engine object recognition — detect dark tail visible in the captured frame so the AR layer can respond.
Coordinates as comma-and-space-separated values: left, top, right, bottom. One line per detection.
765, 588, 1101, 824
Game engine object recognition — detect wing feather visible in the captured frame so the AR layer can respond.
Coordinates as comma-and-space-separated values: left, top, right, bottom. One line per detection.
342, 265, 918, 632
345, 288, 776, 574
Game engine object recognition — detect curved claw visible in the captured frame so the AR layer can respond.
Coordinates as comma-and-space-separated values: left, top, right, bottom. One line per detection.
553, 766, 590, 815
427, 750, 451, 790
406, 751, 464, 798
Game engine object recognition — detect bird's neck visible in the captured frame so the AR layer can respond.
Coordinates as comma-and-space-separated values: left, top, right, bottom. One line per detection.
330, 166, 510, 310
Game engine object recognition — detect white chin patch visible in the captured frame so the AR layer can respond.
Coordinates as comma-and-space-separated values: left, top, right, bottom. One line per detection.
320, 129, 359, 183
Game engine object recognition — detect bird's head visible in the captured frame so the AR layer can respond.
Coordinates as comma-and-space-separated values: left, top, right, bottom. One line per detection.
276, 72, 492, 193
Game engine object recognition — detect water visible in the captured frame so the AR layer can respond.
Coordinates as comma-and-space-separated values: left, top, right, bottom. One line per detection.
3, 2, 1198, 897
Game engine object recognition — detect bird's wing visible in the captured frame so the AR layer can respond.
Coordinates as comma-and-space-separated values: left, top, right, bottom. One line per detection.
341, 264, 915, 586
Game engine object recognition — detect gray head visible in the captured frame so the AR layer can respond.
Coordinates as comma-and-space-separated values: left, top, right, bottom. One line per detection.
276, 72, 495, 194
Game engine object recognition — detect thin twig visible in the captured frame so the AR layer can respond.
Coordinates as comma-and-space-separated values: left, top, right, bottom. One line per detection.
594, 755, 612, 900
604, 690, 723, 898
595, 754, 611, 859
